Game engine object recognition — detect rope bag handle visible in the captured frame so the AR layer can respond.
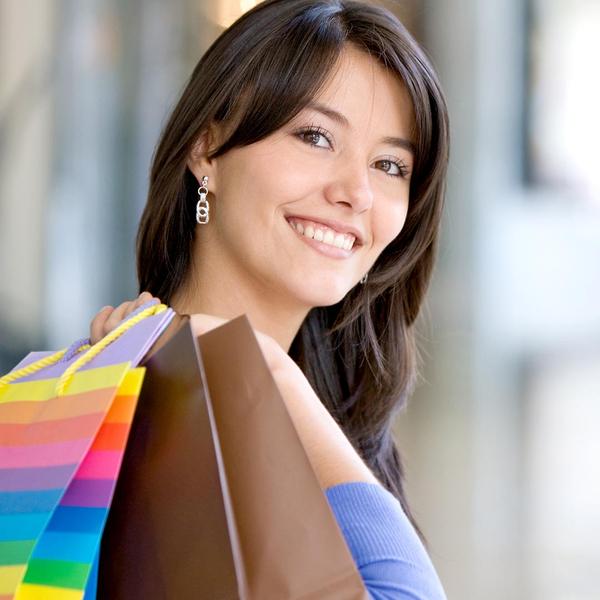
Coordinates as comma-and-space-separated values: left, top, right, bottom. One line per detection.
0, 299, 168, 396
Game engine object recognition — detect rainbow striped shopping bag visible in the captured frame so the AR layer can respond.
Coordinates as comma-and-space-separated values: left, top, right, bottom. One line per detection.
0, 302, 175, 600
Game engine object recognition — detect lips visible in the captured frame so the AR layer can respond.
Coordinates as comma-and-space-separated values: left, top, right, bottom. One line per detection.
287, 218, 357, 259
284, 214, 365, 245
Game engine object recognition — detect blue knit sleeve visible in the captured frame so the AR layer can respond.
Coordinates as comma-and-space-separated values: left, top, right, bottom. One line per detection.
324, 482, 448, 600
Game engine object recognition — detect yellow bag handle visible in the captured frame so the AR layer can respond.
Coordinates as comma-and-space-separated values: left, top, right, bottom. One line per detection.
0, 303, 168, 395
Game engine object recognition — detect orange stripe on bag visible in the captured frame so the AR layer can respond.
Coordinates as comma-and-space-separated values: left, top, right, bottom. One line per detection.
90, 422, 129, 450
104, 394, 138, 424
0, 389, 120, 425
0, 412, 106, 446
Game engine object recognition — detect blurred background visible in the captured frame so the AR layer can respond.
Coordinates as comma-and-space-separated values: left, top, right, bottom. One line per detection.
1, 0, 599, 597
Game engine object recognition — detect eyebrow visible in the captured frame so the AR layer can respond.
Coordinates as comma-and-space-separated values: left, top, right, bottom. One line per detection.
304, 101, 416, 156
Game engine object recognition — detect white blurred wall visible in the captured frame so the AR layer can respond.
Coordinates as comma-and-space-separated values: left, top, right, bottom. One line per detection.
396, 0, 600, 598
0, 0, 56, 350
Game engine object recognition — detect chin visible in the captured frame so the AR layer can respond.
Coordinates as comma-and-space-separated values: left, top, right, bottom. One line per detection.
293, 284, 352, 309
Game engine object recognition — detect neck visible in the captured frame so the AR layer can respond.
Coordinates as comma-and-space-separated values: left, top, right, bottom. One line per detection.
170, 255, 310, 354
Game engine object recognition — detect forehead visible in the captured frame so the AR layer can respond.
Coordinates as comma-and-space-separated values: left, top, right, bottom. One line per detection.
310, 46, 415, 140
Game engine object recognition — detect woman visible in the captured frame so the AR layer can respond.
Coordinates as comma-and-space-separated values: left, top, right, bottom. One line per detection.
91, 0, 449, 597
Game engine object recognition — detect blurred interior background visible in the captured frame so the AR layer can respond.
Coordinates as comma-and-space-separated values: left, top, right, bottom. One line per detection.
1, 0, 599, 598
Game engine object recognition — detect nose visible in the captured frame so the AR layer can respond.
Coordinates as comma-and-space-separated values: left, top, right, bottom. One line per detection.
323, 160, 374, 213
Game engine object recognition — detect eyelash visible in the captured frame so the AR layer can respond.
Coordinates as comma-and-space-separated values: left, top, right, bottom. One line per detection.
292, 125, 411, 180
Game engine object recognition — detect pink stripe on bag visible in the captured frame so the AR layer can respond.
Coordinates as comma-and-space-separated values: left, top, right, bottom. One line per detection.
74, 450, 123, 479
0, 438, 92, 468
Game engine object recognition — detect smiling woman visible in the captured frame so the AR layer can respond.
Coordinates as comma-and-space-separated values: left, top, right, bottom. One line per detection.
171, 45, 417, 322
91, 0, 450, 597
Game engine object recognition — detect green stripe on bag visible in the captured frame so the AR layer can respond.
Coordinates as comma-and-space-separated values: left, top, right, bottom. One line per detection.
21, 558, 90, 589
0, 539, 37, 564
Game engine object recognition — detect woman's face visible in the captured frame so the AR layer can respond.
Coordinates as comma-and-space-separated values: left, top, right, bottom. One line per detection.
189, 46, 415, 309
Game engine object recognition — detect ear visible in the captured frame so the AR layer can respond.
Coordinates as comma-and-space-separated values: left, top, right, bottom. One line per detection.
186, 122, 221, 196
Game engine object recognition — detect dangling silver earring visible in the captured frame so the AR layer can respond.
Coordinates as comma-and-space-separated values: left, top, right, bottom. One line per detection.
196, 176, 209, 224
360, 272, 368, 284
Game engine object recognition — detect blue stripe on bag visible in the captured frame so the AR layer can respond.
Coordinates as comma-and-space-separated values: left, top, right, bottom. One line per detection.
0, 512, 50, 541
31, 531, 98, 563
0, 489, 64, 514
46, 506, 108, 534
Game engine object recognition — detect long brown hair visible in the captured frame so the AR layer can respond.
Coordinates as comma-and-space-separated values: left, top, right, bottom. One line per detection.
136, 0, 450, 548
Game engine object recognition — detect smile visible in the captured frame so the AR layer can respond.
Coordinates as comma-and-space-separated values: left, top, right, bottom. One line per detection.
286, 217, 356, 249
286, 217, 358, 259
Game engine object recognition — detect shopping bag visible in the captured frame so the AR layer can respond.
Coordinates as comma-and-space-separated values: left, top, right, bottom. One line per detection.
0, 303, 176, 600
97, 314, 370, 600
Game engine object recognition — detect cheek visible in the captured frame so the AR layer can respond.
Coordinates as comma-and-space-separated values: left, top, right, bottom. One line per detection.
265, 147, 321, 198
236, 145, 318, 209
372, 198, 410, 250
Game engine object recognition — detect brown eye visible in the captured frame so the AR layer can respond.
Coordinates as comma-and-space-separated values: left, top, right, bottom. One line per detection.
303, 132, 321, 145
294, 126, 333, 149
376, 159, 410, 179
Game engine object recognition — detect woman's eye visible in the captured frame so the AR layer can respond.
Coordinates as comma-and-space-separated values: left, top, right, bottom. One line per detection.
295, 127, 332, 149
376, 159, 410, 180
294, 128, 410, 180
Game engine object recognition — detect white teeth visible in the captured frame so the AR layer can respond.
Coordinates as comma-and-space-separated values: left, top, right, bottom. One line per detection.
288, 218, 356, 251
323, 230, 334, 245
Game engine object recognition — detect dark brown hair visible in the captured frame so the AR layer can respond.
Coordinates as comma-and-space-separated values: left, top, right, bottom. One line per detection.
137, 0, 449, 548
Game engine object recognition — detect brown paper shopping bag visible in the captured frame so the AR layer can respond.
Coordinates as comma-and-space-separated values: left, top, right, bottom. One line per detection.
97, 314, 369, 600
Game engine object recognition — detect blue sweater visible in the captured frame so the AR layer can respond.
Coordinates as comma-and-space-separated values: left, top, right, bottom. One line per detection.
324, 482, 448, 600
